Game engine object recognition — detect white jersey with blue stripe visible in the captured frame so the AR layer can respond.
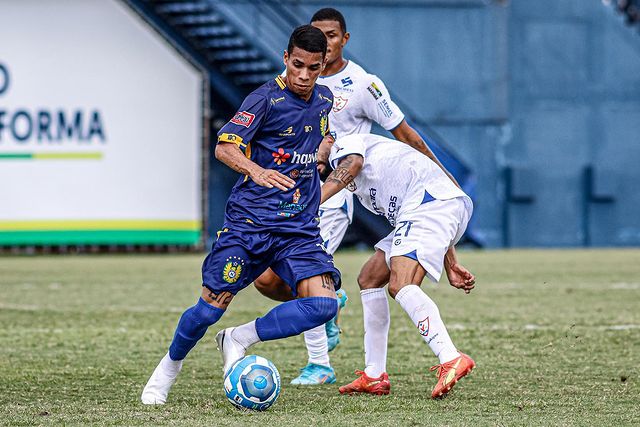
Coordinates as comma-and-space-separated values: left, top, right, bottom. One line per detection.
329, 134, 468, 227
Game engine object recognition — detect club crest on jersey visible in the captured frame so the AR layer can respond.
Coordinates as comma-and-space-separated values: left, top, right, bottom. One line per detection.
319, 112, 329, 136
417, 317, 430, 336
222, 256, 245, 284
230, 111, 255, 128
333, 96, 348, 113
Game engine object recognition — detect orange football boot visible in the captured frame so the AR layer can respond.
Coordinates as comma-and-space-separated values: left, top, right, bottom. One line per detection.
338, 370, 390, 395
430, 352, 475, 399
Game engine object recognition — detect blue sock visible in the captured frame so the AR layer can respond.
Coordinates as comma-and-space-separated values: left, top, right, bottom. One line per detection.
255, 297, 337, 341
169, 297, 225, 360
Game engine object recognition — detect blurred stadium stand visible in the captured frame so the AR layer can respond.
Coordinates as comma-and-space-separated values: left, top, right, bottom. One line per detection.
123, 0, 640, 248
125, 0, 480, 248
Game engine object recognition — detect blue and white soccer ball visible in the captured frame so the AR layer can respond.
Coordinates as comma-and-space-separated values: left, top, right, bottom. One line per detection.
223, 355, 281, 411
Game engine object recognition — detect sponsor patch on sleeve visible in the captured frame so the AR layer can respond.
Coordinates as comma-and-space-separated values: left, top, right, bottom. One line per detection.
230, 111, 256, 128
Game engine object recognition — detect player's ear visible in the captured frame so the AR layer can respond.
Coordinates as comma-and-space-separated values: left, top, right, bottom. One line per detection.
283, 50, 289, 66
342, 31, 350, 47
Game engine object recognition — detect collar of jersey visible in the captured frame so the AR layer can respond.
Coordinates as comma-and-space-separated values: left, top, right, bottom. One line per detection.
278, 77, 319, 106
319, 60, 350, 79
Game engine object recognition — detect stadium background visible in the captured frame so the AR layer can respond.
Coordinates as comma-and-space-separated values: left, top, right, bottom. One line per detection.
1, 0, 639, 250
1, 1, 639, 425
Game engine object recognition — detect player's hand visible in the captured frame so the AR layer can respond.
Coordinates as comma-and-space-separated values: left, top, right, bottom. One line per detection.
250, 167, 295, 191
445, 263, 475, 294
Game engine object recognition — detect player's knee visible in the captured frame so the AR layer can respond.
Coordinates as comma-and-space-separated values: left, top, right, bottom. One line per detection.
358, 268, 389, 290
191, 297, 225, 327
299, 296, 338, 326
254, 277, 270, 295
387, 280, 409, 299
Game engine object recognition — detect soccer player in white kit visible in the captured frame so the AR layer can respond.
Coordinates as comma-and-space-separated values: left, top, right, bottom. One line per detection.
318, 133, 476, 398
254, 8, 460, 385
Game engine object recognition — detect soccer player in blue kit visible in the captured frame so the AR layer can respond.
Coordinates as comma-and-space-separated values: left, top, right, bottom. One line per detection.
141, 25, 340, 405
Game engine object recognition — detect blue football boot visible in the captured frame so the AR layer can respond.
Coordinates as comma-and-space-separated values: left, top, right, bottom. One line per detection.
326, 289, 348, 352
290, 363, 337, 385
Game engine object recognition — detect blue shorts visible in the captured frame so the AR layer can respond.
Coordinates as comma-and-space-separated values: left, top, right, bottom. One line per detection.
202, 227, 341, 296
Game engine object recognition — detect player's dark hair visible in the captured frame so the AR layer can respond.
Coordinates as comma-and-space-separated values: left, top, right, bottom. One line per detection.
287, 25, 327, 57
310, 8, 347, 34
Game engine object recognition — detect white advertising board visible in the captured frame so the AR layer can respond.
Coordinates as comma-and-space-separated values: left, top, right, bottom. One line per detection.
0, 0, 204, 245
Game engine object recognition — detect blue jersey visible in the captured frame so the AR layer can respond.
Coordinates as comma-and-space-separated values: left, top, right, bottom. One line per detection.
217, 76, 333, 236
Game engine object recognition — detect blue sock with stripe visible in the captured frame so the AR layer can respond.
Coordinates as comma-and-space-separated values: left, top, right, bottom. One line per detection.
255, 297, 338, 341
169, 298, 225, 360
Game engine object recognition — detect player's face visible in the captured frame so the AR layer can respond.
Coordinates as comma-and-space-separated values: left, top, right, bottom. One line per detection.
311, 20, 349, 67
283, 47, 326, 100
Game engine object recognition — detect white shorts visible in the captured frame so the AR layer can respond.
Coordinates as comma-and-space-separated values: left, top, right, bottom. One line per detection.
374, 196, 473, 283
318, 206, 350, 255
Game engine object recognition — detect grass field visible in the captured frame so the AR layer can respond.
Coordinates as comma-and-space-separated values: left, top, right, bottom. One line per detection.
1, 249, 639, 426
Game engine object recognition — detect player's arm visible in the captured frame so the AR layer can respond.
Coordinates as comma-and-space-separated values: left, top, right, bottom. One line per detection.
215, 143, 294, 191
390, 120, 460, 188
320, 154, 363, 204
443, 246, 475, 294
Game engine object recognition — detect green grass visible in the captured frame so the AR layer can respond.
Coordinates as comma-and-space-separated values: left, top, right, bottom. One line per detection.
0, 249, 639, 426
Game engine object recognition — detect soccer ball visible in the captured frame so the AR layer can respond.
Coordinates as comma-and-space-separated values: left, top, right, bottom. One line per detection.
223, 355, 281, 411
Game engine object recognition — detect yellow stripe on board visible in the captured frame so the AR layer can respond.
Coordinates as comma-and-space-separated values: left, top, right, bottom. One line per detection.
0, 220, 201, 231
33, 152, 103, 160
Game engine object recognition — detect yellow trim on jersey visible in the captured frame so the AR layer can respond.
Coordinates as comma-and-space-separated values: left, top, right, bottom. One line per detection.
218, 133, 246, 148
275, 75, 286, 90
243, 141, 252, 182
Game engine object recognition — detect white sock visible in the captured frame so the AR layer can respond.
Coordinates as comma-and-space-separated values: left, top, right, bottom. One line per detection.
395, 285, 460, 364
231, 320, 261, 349
304, 325, 330, 367
361, 288, 390, 378
161, 352, 182, 376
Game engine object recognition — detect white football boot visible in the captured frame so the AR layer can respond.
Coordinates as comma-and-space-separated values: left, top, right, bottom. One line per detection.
141, 352, 183, 405
215, 327, 246, 376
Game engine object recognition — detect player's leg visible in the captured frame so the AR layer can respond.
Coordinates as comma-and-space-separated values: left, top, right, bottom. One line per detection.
293, 206, 349, 385
217, 236, 341, 375
254, 268, 295, 302
388, 198, 475, 398
142, 230, 263, 404
338, 249, 392, 395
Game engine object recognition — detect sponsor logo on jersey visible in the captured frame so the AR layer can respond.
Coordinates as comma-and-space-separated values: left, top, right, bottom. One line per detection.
290, 168, 315, 179
277, 188, 307, 217
273, 148, 318, 166
333, 96, 349, 113
367, 82, 383, 100
378, 99, 394, 118
341, 77, 353, 87
387, 195, 399, 225
272, 147, 291, 165
230, 111, 255, 127
222, 256, 245, 284
270, 96, 285, 105
418, 317, 430, 336
369, 188, 385, 216
279, 126, 295, 137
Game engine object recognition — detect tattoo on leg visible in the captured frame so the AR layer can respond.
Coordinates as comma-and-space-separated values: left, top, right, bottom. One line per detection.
320, 274, 335, 291
206, 290, 234, 307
